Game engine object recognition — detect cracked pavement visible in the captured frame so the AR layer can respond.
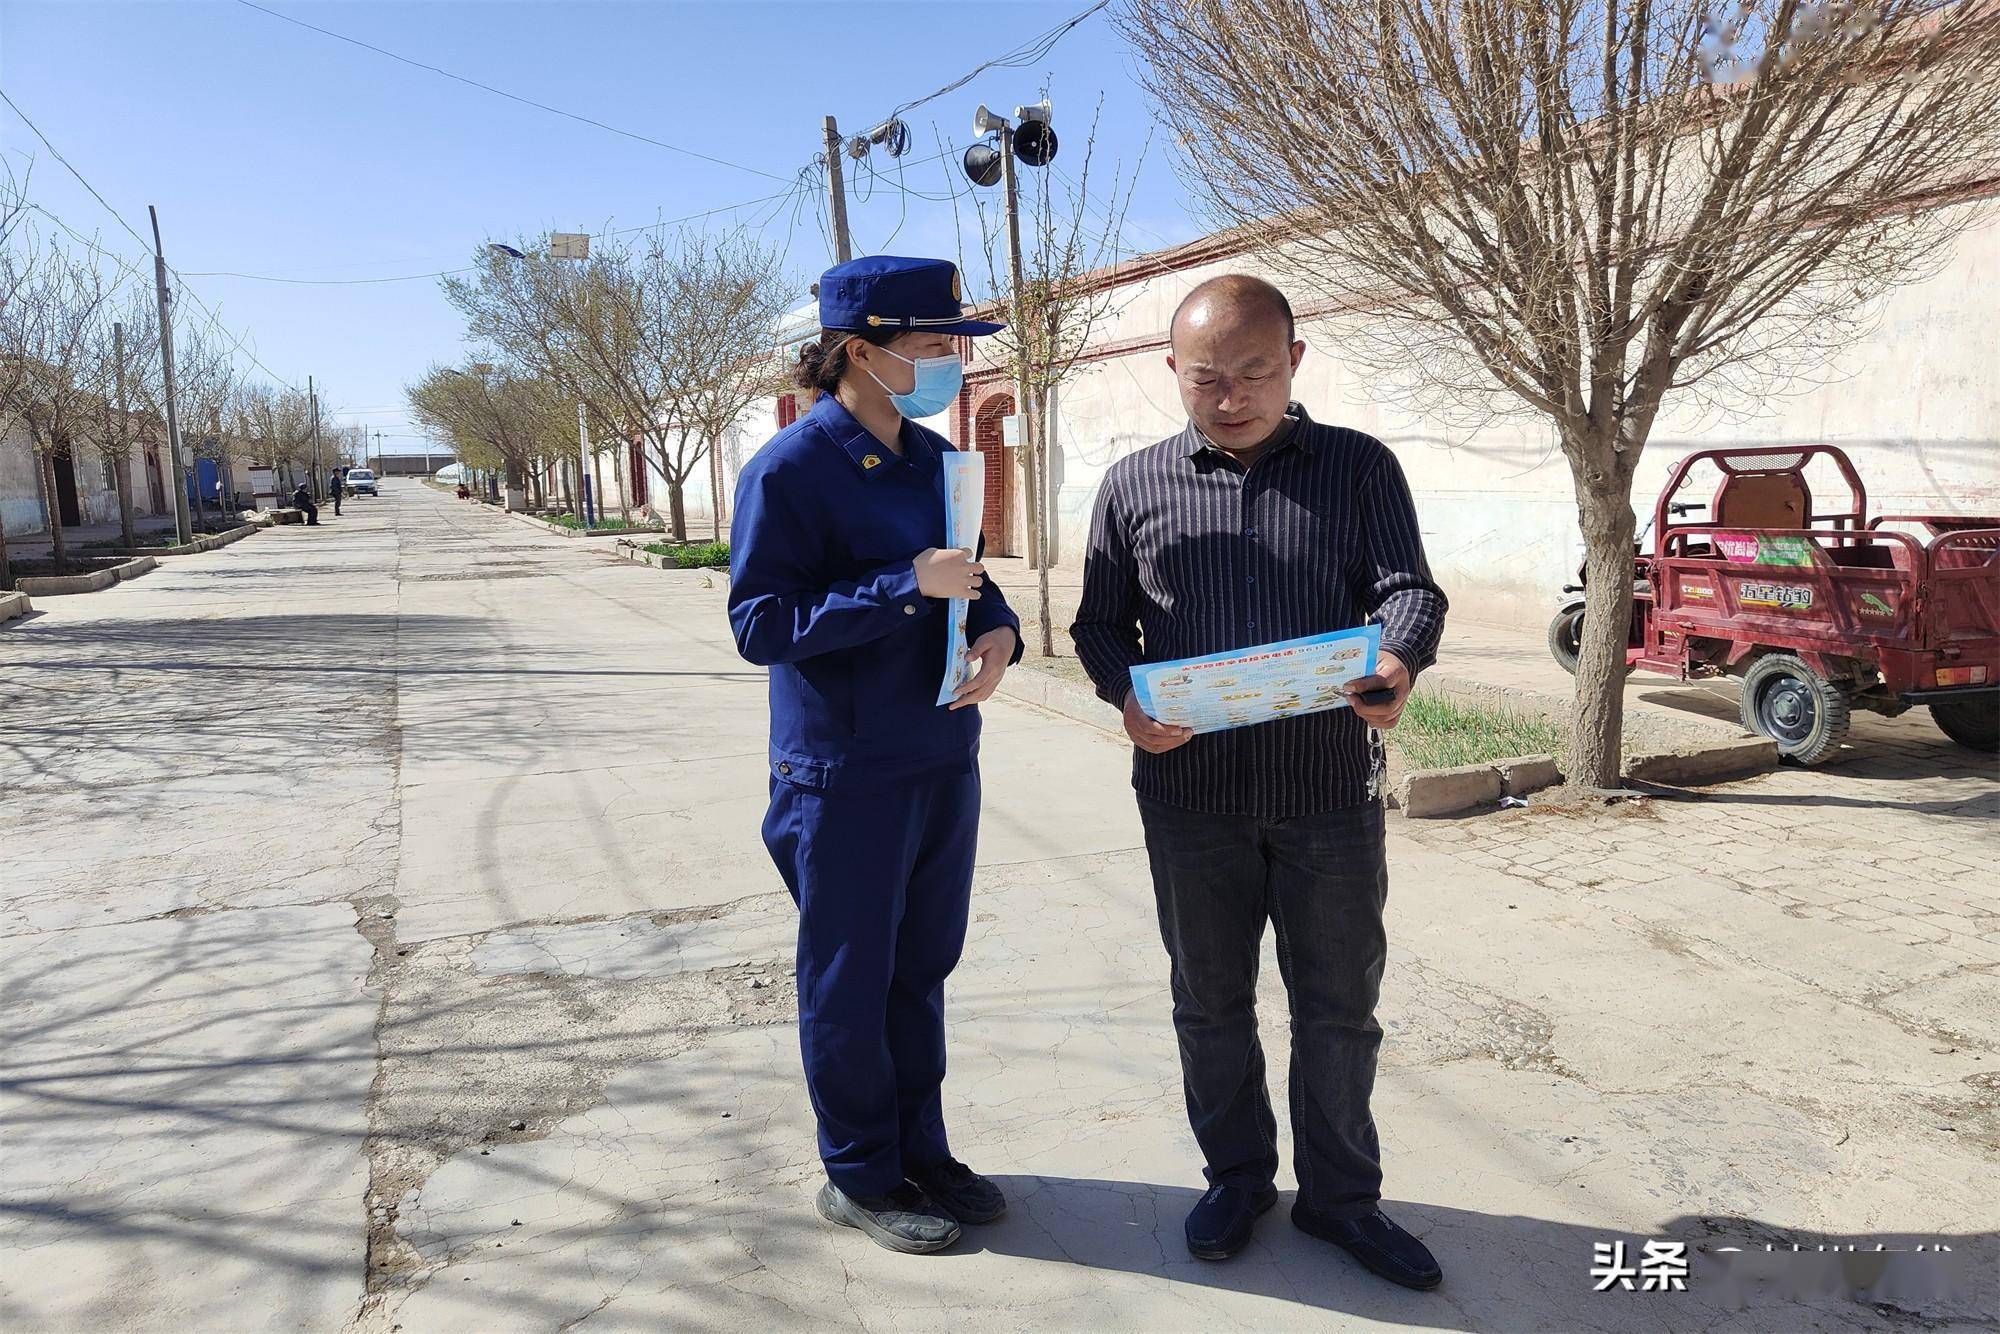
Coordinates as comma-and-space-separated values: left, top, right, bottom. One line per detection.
2, 481, 1995, 1332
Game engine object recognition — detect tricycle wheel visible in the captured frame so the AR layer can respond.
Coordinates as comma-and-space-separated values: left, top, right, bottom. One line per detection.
1738, 654, 1851, 765
1930, 695, 1999, 753
1547, 605, 1585, 675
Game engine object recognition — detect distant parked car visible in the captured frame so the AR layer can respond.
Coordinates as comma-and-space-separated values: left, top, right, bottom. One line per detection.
346, 468, 379, 496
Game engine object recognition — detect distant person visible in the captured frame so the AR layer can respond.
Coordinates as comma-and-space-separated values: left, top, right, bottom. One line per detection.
291, 481, 319, 526
327, 470, 344, 517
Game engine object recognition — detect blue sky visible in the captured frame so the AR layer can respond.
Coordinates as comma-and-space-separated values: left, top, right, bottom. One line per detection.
1, 0, 1201, 451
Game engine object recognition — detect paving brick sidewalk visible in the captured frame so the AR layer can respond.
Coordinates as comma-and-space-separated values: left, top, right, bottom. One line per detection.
1425, 620, 2000, 973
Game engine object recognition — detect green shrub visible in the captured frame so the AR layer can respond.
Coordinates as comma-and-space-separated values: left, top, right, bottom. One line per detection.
544, 514, 659, 532
641, 540, 730, 569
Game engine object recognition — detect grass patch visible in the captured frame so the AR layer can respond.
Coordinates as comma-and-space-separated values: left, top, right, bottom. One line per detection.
641, 540, 730, 569
1395, 691, 1562, 771
543, 513, 661, 533
80, 534, 194, 551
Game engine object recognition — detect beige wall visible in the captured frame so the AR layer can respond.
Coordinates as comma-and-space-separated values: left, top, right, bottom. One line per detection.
966, 204, 2000, 629
712, 205, 1997, 624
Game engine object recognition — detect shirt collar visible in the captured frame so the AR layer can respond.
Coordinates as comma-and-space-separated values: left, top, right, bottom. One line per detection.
1182, 403, 1312, 460
810, 392, 938, 479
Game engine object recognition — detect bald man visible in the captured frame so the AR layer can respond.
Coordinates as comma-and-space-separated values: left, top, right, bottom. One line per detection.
1072, 274, 1448, 1289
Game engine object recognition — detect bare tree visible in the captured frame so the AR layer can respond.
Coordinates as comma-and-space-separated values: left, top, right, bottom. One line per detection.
166, 318, 240, 526
442, 227, 792, 541
1123, 0, 2000, 785
77, 294, 161, 548
0, 161, 35, 587
231, 382, 318, 494
0, 243, 123, 571
962, 102, 1146, 654
407, 361, 569, 504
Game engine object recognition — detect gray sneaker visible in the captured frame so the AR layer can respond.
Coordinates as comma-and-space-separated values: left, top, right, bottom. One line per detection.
814, 1181, 962, 1254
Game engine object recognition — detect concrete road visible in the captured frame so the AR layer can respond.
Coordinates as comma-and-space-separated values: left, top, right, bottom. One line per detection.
2, 480, 1994, 1333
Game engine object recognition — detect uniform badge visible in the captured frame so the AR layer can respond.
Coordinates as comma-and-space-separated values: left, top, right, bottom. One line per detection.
950, 268, 962, 301
862, 454, 882, 470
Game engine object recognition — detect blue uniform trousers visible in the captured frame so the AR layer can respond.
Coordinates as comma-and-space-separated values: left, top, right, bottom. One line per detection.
761, 769, 981, 1197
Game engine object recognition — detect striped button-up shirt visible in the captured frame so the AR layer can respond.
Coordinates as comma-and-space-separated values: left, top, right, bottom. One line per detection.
1071, 405, 1448, 817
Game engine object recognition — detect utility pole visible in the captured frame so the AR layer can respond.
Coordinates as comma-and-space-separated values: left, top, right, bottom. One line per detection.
308, 376, 324, 499
575, 401, 593, 529
822, 115, 853, 263
148, 206, 193, 545
996, 123, 1052, 653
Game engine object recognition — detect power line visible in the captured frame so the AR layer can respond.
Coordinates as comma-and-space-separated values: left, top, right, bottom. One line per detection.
234, 0, 795, 184
0, 89, 154, 255
878, 0, 1112, 127
179, 182, 812, 285
0, 92, 310, 393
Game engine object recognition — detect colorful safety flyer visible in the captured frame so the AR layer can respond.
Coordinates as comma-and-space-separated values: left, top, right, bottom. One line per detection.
935, 449, 987, 706
1128, 625, 1382, 734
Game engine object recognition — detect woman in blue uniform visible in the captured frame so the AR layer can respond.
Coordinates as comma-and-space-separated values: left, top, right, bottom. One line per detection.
728, 256, 1022, 1254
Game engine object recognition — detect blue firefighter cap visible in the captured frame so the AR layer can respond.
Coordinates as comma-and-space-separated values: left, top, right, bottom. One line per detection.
816, 256, 1004, 337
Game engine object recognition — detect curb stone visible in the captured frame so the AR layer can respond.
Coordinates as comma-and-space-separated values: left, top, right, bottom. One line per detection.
994, 667, 1123, 737
15, 555, 158, 597
507, 511, 666, 540
0, 590, 31, 623
104, 521, 265, 557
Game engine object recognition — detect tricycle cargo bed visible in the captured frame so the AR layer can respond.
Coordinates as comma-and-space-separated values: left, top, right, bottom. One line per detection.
1559, 443, 2000, 760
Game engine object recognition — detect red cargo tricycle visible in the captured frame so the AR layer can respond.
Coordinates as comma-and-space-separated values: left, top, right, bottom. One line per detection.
1549, 445, 1999, 763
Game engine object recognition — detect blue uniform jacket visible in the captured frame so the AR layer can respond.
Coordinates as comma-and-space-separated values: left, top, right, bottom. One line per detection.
729, 394, 1023, 793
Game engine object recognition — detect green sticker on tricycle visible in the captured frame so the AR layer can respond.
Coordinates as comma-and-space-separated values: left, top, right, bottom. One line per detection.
1717, 532, 1816, 566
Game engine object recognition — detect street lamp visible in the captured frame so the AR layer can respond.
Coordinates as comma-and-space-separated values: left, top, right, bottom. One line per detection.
484, 238, 594, 529
964, 98, 1059, 653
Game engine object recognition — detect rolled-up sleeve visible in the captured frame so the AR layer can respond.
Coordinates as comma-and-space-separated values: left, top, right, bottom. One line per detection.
728, 461, 931, 667
1350, 449, 1448, 674
1070, 472, 1145, 708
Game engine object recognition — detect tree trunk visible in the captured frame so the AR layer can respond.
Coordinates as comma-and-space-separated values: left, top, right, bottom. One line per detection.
709, 440, 722, 543
615, 446, 632, 526
0, 492, 12, 591
1019, 399, 1041, 573
1566, 473, 1640, 789
113, 442, 137, 549
667, 479, 688, 542
38, 448, 69, 573
1037, 387, 1057, 657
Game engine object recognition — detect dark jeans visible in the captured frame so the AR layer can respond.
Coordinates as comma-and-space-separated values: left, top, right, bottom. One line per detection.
1137, 794, 1389, 1220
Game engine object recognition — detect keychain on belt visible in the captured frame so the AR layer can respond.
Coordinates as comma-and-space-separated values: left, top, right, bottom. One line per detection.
1358, 614, 1390, 804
